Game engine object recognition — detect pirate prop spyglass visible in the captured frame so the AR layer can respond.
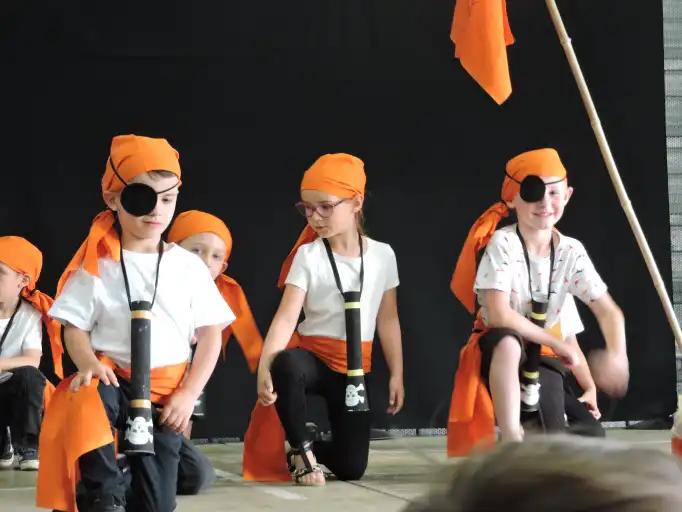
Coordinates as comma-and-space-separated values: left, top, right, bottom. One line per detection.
322, 233, 369, 414
516, 226, 555, 413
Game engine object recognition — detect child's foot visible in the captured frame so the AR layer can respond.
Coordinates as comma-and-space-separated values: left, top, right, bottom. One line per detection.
16, 447, 39, 471
291, 447, 325, 486
88, 495, 126, 512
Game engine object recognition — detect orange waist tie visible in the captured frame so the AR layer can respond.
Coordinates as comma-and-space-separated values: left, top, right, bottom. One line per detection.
99, 356, 188, 403
298, 335, 373, 374
36, 359, 187, 512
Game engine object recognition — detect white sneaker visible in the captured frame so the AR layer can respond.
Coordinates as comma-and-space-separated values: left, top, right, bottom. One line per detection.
520, 382, 541, 412
17, 449, 39, 471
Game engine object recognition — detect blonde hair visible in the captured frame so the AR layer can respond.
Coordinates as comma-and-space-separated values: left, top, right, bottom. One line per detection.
147, 170, 178, 180
406, 435, 682, 512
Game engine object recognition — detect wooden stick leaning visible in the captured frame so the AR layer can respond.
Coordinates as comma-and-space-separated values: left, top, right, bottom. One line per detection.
545, 0, 682, 351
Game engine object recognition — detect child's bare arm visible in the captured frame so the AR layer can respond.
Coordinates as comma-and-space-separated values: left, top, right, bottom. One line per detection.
179, 324, 222, 398
483, 289, 578, 366
587, 292, 628, 397
566, 335, 601, 419
257, 284, 306, 406
0, 348, 41, 370
159, 323, 222, 433
377, 287, 404, 415
64, 323, 119, 390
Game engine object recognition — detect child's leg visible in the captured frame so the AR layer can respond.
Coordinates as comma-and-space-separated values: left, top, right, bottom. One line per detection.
0, 383, 13, 468
538, 366, 567, 432
127, 423, 182, 512
4, 366, 45, 453
176, 436, 215, 495
270, 349, 326, 448
78, 381, 127, 510
270, 348, 326, 484
316, 370, 371, 481
488, 336, 523, 441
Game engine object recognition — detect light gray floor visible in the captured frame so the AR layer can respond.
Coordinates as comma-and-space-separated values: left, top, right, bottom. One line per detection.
0, 430, 672, 511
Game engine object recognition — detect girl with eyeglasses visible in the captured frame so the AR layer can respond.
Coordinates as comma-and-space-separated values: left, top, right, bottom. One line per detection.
242, 153, 404, 486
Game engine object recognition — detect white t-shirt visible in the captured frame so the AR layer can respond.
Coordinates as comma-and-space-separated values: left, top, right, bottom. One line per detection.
0, 300, 42, 359
475, 224, 607, 331
560, 294, 584, 339
49, 244, 234, 369
285, 237, 400, 341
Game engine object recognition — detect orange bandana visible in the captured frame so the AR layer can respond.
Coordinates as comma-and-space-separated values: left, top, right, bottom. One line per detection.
57, 135, 181, 295
0, 236, 64, 377
278, 153, 366, 287
450, 148, 567, 313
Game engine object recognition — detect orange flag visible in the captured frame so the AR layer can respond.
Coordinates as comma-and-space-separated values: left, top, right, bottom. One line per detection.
451, 0, 515, 105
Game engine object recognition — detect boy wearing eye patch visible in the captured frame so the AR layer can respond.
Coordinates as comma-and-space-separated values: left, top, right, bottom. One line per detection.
36, 135, 233, 512
447, 148, 628, 456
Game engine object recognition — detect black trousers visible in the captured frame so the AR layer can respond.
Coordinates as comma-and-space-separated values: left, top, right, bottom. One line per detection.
176, 437, 215, 495
539, 364, 605, 437
77, 379, 182, 512
270, 348, 371, 481
0, 365, 45, 450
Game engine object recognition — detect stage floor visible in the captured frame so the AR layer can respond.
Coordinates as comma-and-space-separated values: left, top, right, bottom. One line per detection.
1, 430, 672, 511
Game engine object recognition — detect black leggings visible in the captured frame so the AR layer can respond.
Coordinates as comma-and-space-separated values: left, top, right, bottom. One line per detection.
270, 348, 371, 481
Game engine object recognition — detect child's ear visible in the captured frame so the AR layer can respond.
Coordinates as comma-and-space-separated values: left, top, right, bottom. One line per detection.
103, 191, 119, 211
565, 186, 574, 204
19, 273, 29, 289
221, 261, 228, 274
353, 194, 364, 212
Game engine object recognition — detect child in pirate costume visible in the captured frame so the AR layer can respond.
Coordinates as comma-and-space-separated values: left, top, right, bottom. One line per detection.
0, 236, 62, 471
243, 153, 404, 486
36, 135, 234, 512
167, 209, 263, 495
448, 148, 628, 456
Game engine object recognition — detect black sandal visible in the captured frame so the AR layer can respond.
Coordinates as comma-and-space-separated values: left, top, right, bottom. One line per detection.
288, 440, 324, 486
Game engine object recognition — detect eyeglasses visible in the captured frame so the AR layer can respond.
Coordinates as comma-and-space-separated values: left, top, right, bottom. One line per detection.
294, 199, 350, 218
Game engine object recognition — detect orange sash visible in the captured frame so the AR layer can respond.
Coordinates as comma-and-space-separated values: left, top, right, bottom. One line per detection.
242, 333, 372, 481
36, 360, 187, 512
216, 275, 263, 373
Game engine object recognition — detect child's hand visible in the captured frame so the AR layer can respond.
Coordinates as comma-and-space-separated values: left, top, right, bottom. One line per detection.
552, 342, 579, 368
257, 368, 277, 406
588, 349, 629, 397
386, 375, 404, 415
69, 362, 119, 392
159, 388, 196, 433
578, 387, 602, 420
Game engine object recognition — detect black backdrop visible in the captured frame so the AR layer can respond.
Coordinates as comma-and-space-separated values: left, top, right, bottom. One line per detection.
0, 1, 675, 438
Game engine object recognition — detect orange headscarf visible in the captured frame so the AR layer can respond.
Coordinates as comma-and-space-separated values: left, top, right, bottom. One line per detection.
0, 236, 64, 378
277, 153, 366, 287
168, 210, 263, 372
56, 134, 181, 295
450, 148, 568, 313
